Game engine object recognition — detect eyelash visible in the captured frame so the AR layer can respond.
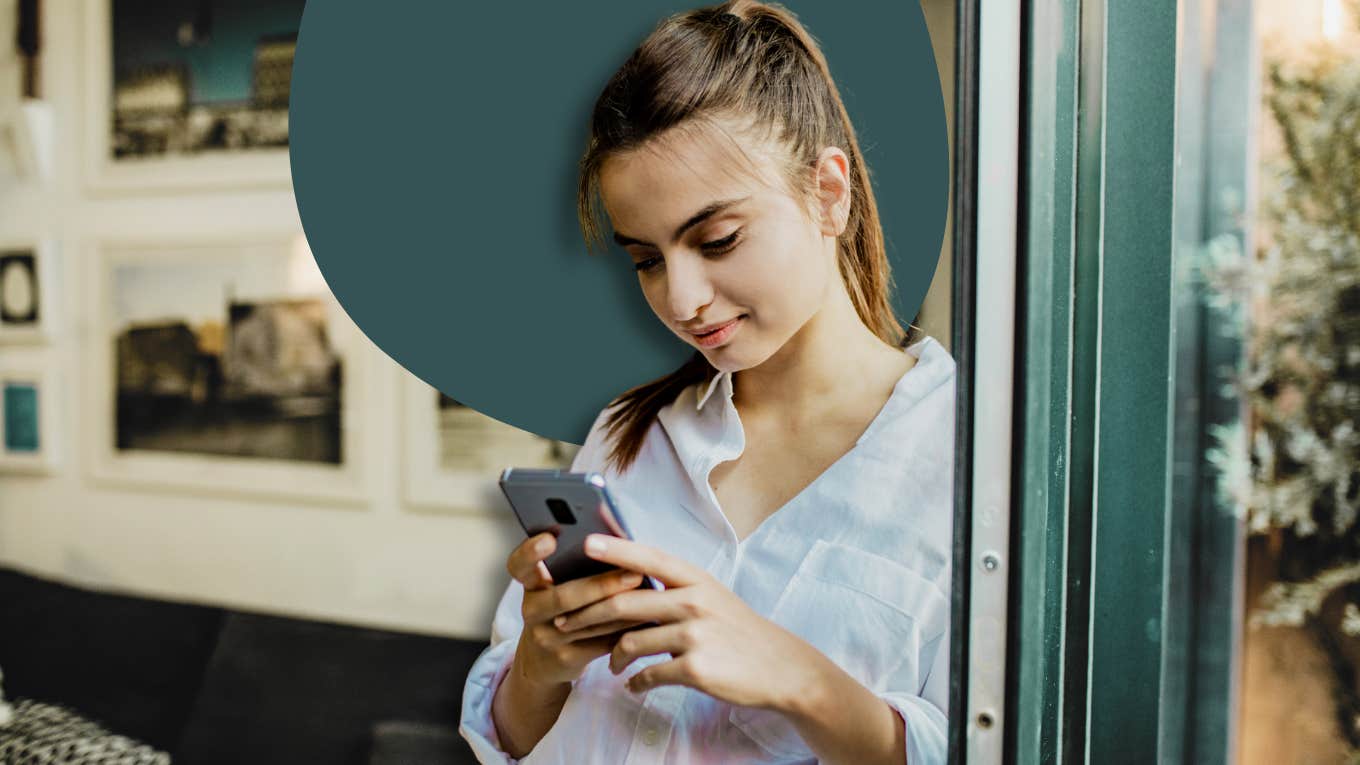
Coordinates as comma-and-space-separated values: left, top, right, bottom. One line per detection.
633, 229, 743, 273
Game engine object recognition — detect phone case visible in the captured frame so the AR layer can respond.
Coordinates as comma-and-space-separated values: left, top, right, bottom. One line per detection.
498, 468, 662, 590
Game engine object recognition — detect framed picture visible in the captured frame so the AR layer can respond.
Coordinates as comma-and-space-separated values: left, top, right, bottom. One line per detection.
82, 0, 306, 191
85, 234, 372, 504
402, 370, 580, 515
0, 240, 58, 344
0, 362, 59, 474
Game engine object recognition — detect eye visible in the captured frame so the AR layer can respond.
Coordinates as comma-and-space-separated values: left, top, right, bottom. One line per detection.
633, 255, 663, 273
701, 229, 742, 255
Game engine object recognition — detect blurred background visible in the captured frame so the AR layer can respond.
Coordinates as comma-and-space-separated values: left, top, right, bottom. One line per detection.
1227, 1, 1360, 762
0, 0, 1355, 764
0, 1, 610, 762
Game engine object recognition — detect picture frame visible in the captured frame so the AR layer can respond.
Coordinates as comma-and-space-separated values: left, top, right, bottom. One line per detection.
0, 239, 58, 345
81, 0, 303, 192
85, 234, 373, 504
0, 360, 60, 475
401, 369, 580, 515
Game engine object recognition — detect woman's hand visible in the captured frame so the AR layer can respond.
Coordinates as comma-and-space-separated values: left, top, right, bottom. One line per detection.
506, 532, 653, 688
551, 533, 824, 712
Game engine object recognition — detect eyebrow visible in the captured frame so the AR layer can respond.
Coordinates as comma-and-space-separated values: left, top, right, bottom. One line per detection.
611, 196, 751, 249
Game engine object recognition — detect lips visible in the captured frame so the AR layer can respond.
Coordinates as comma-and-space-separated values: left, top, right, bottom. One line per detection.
688, 316, 743, 348
689, 318, 741, 336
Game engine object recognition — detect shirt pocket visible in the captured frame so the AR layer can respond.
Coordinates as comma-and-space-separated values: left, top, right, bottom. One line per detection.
728, 538, 949, 759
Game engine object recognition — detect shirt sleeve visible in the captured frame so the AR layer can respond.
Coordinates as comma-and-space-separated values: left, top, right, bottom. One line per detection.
880, 367, 953, 765
728, 563, 951, 764
458, 578, 528, 764
880, 622, 949, 765
458, 405, 618, 763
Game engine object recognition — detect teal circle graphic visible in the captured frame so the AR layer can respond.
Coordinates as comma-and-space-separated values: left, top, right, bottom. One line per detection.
291, 1, 948, 444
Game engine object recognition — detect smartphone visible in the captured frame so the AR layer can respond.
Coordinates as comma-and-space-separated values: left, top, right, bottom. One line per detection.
498, 468, 663, 591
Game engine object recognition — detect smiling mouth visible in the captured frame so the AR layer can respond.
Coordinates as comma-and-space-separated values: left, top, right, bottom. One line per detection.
689, 316, 744, 347
689, 318, 739, 335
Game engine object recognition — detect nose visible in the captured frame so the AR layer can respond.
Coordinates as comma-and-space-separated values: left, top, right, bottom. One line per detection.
664, 252, 715, 324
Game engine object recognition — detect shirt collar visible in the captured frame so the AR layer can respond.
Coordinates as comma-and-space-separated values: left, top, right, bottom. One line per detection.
695, 369, 732, 412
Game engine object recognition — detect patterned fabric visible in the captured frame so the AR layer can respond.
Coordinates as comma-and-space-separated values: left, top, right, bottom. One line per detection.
0, 699, 170, 765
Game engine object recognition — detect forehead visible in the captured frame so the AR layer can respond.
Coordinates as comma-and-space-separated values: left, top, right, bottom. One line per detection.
599, 121, 789, 235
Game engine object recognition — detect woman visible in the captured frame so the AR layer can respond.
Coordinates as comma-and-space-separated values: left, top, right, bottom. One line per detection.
460, 2, 953, 763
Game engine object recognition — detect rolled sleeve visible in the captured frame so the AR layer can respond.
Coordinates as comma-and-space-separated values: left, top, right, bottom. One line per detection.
459, 577, 527, 764
459, 403, 616, 763
460, 638, 521, 764
881, 692, 947, 765
881, 626, 949, 765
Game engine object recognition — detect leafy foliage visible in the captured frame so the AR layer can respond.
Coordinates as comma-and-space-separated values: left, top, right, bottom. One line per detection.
1203, 10, 1360, 746
1206, 13, 1360, 626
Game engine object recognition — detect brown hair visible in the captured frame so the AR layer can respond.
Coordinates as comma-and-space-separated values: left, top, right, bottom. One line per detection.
578, 0, 906, 474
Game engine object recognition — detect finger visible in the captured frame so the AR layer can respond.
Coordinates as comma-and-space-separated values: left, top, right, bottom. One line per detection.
581, 534, 707, 588
626, 654, 698, 694
550, 568, 646, 616
522, 568, 640, 625
507, 533, 556, 588
558, 618, 650, 643
554, 587, 689, 632
609, 622, 694, 675
525, 561, 553, 591
549, 632, 623, 665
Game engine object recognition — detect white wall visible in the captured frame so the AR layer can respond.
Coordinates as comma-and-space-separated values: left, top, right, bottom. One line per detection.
0, 2, 956, 641
0, 1, 522, 641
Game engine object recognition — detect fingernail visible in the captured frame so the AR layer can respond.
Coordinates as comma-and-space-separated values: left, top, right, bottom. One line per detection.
585, 536, 606, 556
553, 615, 566, 629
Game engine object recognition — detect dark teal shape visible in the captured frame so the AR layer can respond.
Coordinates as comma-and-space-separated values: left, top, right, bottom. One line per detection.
291, 1, 948, 444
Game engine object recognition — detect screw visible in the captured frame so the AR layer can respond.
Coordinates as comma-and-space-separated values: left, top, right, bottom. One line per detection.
981, 551, 1001, 572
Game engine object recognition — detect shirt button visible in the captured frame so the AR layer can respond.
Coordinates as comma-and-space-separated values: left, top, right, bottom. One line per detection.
643, 728, 660, 746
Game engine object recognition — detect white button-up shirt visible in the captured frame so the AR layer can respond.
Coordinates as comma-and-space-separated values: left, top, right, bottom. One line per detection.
460, 336, 955, 765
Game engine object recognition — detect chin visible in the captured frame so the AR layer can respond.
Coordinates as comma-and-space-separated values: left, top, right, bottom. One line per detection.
699, 343, 765, 375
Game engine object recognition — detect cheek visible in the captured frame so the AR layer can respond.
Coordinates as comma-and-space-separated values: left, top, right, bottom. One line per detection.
756, 237, 829, 307
638, 277, 670, 319
715, 240, 814, 311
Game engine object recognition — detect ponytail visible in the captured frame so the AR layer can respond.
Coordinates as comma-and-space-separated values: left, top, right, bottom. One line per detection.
580, 0, 904, 473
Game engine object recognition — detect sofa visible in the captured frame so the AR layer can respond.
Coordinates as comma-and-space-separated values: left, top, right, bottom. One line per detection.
0, 568, 491, 764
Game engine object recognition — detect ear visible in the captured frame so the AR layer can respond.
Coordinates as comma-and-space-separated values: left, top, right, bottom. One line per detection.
812, 146, 852, 237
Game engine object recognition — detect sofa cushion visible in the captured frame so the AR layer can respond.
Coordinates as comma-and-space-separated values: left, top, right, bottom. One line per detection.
367, 720, 467, 765
0, 569, 224, 751
175, 611, 486, 765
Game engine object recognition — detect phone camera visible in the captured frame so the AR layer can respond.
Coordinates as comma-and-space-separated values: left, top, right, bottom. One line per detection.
545, 498, 577, 525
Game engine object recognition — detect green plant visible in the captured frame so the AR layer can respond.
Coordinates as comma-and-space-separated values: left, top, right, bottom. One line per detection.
1203, 9, 1360, 748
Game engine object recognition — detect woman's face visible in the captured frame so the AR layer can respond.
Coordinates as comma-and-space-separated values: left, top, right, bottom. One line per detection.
598, 122, 844, 374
